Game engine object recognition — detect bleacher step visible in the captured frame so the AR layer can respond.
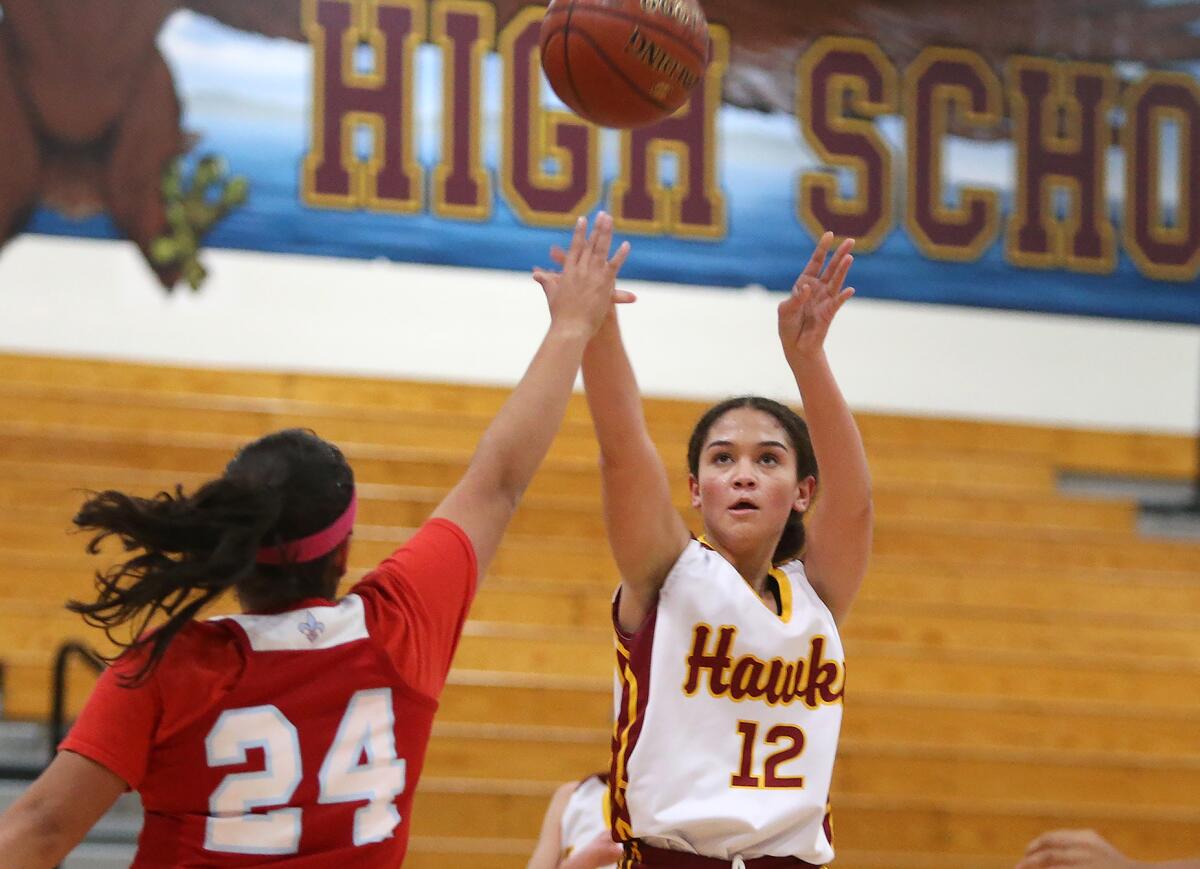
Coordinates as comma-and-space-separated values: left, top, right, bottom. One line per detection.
63, 843, 139, 869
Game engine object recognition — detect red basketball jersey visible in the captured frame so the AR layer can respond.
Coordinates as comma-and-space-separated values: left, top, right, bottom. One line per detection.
61, 518, 477, 867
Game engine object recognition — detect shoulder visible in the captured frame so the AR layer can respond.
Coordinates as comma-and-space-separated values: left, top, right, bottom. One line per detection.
661, 538, 735, 596
357, 518, 478, 594
570, 773, 607, 801
154, 620, 247, 716
779, 557, 808, 582
667, 538, 716, 579
174, 617, 242, 653
107, 619, 240, 683
783, 558, 838, 623
397, 518, 476, 566
548, 779, 580, 818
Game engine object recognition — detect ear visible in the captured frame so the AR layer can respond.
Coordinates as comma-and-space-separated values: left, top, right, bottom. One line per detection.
688, 473, 702, 509
793, 475, 816, 513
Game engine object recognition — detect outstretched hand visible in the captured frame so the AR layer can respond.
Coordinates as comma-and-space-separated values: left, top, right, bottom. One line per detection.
778, 231, 855, 362
1014, 830, 1140, 869
533, 212, 634, 337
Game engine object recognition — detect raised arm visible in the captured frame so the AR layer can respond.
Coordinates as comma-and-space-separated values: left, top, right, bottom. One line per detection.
582, 307, 691, 634
431, 213, 632, 578
779, 232, 873, 623
543, 234, 690, 631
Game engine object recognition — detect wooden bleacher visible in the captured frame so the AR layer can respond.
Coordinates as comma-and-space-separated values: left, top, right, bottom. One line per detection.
0, 351, 1197, 867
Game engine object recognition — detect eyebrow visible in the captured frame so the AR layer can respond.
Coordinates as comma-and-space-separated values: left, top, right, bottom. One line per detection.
706, 439, 790, 451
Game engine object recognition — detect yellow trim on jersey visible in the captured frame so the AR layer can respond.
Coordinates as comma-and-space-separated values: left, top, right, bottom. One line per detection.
697, 535, 793, 623
769, 565, 793, 623
613, 655, 638, 809
611, 635, 642, 844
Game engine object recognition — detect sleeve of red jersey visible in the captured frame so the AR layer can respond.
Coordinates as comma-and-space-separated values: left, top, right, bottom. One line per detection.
354, 517, 479, 698
58, 655, 161, 790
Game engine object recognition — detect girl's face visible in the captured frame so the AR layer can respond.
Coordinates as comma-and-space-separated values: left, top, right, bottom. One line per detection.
689, 407, 815, 558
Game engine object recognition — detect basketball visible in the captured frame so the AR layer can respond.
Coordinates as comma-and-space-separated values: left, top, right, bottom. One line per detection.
539, 0, 711, 129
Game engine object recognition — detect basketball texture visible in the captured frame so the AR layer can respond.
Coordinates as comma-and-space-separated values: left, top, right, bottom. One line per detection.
539, 0, 710, 129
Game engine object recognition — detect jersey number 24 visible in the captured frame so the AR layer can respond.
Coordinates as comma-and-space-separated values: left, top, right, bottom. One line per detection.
204, 688, 407, 855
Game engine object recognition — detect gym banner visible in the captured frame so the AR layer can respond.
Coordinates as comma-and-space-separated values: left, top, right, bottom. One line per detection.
5, 0, 1199, 323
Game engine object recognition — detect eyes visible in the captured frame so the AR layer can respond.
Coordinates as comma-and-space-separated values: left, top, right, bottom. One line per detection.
711, 450, 783, 467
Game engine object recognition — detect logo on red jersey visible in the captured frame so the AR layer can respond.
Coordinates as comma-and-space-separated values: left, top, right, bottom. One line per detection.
298, 610, 326, 643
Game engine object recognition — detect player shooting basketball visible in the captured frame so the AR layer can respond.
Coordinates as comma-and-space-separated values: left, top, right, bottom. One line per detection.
533, 228, 870, 867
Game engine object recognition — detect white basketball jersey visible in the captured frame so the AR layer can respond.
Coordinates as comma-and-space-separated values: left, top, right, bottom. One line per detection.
610, 539, 844, 862
561, 774, 616, 869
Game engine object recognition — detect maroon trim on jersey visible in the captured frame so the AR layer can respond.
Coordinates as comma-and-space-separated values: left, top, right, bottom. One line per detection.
822, 794, 833, 846
626, 843, 823, 868
610, 588, 657, 844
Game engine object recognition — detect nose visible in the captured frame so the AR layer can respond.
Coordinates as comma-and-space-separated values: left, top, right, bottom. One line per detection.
732, 460, 757, 488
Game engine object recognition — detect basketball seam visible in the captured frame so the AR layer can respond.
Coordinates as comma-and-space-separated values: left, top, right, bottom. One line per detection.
569, 25, 671, 114
562, 5, 709, 66
561, 4, 592, 120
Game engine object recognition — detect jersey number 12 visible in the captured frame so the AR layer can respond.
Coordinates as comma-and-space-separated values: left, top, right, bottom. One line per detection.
204, 688, 407, 855
731, 720, 807, 789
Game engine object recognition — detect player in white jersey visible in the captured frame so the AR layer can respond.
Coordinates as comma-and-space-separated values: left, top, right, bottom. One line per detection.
528, 773, 622, 869
536, 231, 871, 868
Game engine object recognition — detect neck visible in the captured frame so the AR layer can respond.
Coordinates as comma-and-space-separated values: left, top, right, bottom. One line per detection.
703, 533, 775, 594
237, 581, 339, 614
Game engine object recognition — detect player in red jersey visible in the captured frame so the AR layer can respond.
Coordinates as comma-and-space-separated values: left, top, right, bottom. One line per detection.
0, 214, 632, 868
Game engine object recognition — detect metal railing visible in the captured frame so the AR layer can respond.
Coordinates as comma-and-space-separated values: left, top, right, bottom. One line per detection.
1144, 373, 1200, 521
47, 641, 105, 767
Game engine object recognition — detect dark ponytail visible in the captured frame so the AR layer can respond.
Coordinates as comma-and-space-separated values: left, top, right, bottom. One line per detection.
686, 396, 818, 565
68, 429, 354, 684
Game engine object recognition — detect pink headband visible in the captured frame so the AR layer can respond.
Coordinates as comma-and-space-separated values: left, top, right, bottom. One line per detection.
256, 491, 357, 565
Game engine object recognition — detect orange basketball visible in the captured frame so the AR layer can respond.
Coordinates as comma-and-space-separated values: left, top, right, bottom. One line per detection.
539, 0, 710, 129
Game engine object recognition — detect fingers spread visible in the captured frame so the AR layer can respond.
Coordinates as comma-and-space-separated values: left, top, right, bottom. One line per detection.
609, 240, 632, 273
590, 211, 614, 260
828, 253, 854, 295
568, 215, 588, 264
827, 237, 856, 272
795, 279, 814, 305
831, 287, 855, 316
802, 231, 834, 278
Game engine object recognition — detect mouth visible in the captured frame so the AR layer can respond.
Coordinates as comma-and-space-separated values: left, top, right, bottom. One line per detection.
728, 498, 759, 515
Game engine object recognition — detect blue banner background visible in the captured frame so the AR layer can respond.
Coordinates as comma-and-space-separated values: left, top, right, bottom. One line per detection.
26, 11, 1200, 324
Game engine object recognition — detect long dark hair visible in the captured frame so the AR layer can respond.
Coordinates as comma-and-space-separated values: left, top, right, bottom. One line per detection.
68, 429, 354, 684
686, 396, 818, 564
